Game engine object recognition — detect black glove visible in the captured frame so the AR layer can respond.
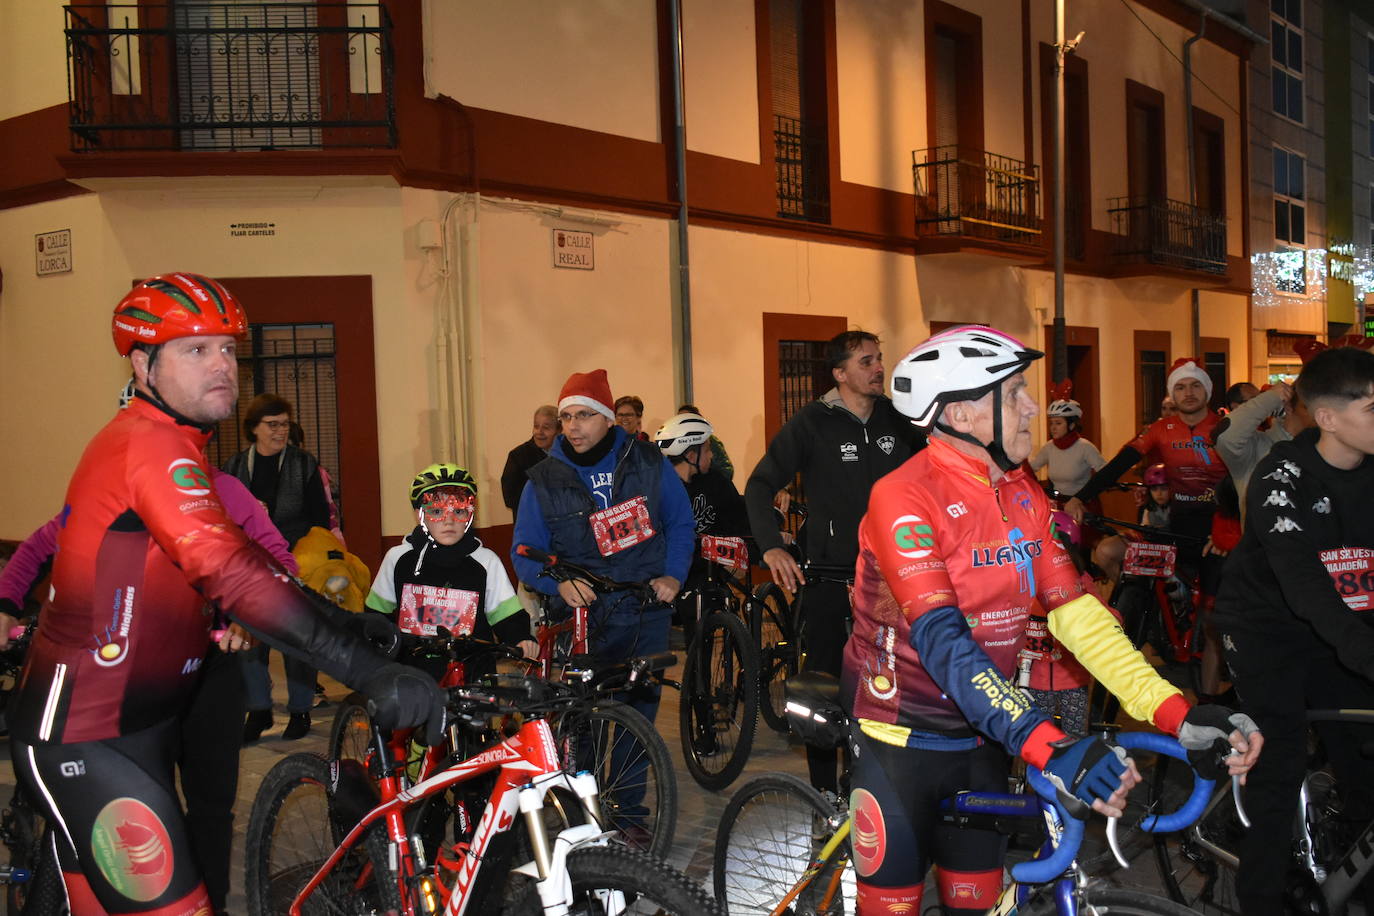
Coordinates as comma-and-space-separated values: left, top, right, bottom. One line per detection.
342, 610, 400, 659
359, 662, 446, 746
1178, 704, 1258, 779
1043, 735, 1129, 815
0, 598, 20, 620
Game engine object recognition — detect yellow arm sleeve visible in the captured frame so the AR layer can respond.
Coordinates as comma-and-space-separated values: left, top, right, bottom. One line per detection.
1047, 593, 1184, 727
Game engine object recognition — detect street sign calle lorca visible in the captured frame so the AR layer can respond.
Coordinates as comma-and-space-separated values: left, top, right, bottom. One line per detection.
553, 229, 594, 270
35, 229, 72, 276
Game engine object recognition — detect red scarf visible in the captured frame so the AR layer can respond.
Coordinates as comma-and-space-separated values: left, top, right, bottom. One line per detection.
1052, 431, 1082, 450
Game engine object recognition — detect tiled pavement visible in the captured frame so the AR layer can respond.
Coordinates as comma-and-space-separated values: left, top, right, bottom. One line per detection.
1, 652, 1187, 914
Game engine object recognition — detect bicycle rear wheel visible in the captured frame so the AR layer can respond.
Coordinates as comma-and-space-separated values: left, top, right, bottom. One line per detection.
505, 844, 720, 915
555, 700, 678, 860
713, 772, 854, 916
750, 583, 796, 734
245, 752, 400, 916
1150, 754, 1242, 916
680, 611, 759, 791
3, 790, 66, 916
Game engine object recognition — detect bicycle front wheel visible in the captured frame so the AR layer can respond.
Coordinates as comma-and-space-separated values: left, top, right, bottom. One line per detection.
679, 611, 759, 791
326, 692, 371, 767
713, 772, 854, 916
1150, 754, 1242, 916
244, 752, 400, 916
4, 790, 65, 916
556, 699, 678, 860
505, 844, 720, 915
750, 583, 797, 734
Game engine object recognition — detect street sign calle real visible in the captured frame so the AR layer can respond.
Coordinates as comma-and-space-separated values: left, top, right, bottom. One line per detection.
35, 229, 72, 276
553, 228, 594, 270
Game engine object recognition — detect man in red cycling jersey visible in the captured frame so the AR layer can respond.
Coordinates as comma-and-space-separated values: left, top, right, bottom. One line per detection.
9, 274, 442, 916
841, 326, 1261, 915
1064, 357, 1231, 696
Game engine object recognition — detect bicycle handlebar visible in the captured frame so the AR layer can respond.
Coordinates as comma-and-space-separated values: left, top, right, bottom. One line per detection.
515, 544, 655, 596
1081, 513, 1205, 545
1011, 733, 1215, 885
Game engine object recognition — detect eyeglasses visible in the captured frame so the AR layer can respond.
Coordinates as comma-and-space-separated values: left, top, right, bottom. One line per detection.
559, 410, 601, 424
260, 420, 290, 431
615, 412, 640, 420
421, 499, 474, 522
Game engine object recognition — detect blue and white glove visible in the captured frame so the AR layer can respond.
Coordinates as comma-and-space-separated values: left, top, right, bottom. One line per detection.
1042, 735, 1129, 816
1178, 705, 1258, 779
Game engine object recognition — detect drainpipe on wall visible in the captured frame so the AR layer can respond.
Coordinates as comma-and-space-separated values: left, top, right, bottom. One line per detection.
668, 0, 693, 404
1184, 12, 1208, 359
437, 193, 486, 522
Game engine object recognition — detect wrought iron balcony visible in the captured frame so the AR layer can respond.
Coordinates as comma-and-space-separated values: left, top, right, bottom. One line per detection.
1106, 197, 1228, 274
912, 147, 1041, 243
774, 115, 830, 222
65, 3, 395, 152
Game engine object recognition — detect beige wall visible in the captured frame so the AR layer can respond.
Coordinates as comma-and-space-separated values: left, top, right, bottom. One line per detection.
684, 0, 760, 163
424, 0, 661, 144
0, 0, 69, 120
835, 0, 925, 193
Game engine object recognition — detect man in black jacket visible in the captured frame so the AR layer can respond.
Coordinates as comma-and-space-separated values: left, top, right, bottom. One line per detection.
1214, 346, 1374, 916
500, 405, 559, 523
744, 329, 922, 790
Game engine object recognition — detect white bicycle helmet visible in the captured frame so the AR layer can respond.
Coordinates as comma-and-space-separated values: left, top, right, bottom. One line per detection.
654, 413, 713, 458
1046, 399, 1083, 419
891, 325, 1042, 471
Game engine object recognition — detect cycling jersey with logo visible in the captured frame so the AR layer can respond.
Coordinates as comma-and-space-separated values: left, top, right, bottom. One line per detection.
12, 399, 334, 745
1127, 413, 1226, 501
842, 438, 1088, 734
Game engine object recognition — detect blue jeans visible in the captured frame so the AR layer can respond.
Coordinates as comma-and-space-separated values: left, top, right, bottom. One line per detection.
239, 643, 316, 715
591, 603, 670, 816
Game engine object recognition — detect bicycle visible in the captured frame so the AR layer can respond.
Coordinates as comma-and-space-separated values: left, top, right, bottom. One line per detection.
328, 625, 679, 860
717, 724, 1217, 916
675, 536, 762, 791
1148, 707, 1374, 915
248, 673, 719, 915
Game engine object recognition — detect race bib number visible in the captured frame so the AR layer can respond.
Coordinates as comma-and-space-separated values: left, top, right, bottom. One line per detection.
398, 584, 480, 637
700, 535, 748, 571
1320, 548, 1374, 612
589, 497, 656, 557
1122, 541, 1176, 578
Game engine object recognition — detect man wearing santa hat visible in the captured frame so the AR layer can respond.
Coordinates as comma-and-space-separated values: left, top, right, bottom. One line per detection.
510, 368, 695, 757
1065, 357, 1231, 699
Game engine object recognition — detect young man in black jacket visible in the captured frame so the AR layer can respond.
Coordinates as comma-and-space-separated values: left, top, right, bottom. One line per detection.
744, 330, 922, 790
1214, 346, 1374, 916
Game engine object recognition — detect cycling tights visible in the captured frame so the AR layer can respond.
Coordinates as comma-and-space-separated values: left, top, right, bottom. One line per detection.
848, 725, 1007, 914
12, 717, 211, 915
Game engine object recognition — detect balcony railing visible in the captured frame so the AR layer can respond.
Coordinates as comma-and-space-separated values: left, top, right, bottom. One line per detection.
1106, 197, 1227, 274
912, 147, 1041, 243
65, 3, 395, 152
774, 115, 830, 222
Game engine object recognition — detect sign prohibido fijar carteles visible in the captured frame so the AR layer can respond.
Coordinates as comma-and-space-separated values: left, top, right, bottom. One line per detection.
552, 228, 594, 270
35, 229, 72, 276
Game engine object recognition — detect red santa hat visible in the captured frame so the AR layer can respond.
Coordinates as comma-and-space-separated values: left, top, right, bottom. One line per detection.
558, 369, 615, 421
1166, 357, 1213, 401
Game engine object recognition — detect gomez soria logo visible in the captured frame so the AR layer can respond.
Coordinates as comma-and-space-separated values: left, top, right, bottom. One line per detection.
891, 514, 934, 559
167, 457, 211, 496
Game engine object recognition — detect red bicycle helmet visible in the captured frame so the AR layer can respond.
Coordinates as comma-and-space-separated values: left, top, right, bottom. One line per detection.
112, 273, 248, 356
1143, 463, 1169, 487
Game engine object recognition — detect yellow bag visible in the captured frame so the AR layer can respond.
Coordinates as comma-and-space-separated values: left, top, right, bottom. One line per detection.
293, 526, 371, 613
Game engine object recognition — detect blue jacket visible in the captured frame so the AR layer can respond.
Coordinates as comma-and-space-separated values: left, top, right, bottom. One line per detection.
512, 427, 694, 612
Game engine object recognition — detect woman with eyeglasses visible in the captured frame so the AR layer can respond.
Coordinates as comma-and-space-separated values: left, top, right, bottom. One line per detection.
222, 393, 333, 742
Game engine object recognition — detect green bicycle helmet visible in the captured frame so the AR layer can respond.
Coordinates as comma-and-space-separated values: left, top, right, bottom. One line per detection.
409, 463, 477, 508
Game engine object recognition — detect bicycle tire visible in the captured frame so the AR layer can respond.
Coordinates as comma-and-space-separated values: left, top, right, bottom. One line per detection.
679, 611, 759, 792
325, 692, 371, 767
555, 700, 678, 860
750, 583, 796, 734
4, 792, 66, 916
713, 771, 854, 916
1149, 754, 1242, 916
244, 752, 401, 916
504, 844, 720, 915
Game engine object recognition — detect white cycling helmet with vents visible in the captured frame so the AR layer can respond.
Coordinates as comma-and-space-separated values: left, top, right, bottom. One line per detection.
1046, 399, 1083, 419
891, 325, 1043, 471
654, 413, 713, 458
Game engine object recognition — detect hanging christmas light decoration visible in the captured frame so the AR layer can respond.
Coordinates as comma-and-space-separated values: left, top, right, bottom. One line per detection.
1252, 248, 1327, 307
